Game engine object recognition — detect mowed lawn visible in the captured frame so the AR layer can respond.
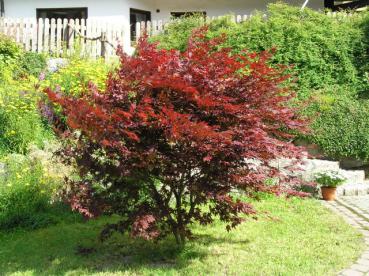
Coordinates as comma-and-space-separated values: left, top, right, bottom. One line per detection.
0, 196, 364, 276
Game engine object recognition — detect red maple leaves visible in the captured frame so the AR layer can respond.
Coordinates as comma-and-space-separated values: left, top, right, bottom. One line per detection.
45, 27, 308, 245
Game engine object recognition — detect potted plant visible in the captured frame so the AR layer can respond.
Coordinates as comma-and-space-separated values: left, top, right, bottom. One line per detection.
314, 171, 346, 201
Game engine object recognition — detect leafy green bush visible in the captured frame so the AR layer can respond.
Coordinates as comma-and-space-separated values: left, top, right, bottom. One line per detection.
0, 35, 52, 155
310, 98, 369, 160
226, 7, 367, 98
0, 80, 53, 155
0, 155, 53, 230
153, 4, 368, 98
0, 35, 22, 83
0, 34, 22, 64
151, 16, 205, 52
0, 35, 46, 79
16, 52, 47, 78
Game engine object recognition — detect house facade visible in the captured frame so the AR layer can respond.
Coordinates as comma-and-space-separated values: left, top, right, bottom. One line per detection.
1, 0, 328, 53
2, 1, 325, 21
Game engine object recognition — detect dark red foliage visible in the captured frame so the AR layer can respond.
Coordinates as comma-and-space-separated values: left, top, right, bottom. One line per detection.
45, 27, 308, 245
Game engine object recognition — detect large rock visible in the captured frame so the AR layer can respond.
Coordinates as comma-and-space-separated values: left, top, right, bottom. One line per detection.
271, 158, 369, 196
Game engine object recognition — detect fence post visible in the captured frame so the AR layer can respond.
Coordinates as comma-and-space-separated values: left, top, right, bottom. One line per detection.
135, 21, 141, 43
101, 31, 107, 59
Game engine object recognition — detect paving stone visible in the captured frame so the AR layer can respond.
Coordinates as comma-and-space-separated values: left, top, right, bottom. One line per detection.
341, 269, 364, 276
361, 252, 369, 260
357, 259, 369, 266
351, 264, 369, 273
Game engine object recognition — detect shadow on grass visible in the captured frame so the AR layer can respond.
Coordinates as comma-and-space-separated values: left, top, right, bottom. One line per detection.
0, 217, 240, 275
193, 233, 251, 246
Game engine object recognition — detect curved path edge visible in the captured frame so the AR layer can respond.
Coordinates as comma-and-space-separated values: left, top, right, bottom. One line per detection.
322, 198, 369, 276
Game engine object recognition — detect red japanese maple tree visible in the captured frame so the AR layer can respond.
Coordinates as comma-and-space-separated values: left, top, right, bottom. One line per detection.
45, 28, 308, 245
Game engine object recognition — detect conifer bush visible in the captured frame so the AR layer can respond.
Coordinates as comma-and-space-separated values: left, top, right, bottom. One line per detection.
45, 30, 308, 245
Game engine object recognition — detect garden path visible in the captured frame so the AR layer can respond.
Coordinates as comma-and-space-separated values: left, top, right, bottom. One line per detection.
323, 196, 369, 276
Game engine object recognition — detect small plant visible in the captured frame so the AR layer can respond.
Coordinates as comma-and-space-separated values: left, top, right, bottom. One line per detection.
314, 171, 346, 188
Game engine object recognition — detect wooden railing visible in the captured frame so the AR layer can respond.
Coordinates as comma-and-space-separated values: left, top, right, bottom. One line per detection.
0, 18, 125, 58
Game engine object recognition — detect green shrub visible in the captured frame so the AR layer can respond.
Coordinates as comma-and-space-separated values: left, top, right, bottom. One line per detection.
0, 35, 52, 156
16, 52, 47, 78
0, 35, 22, 83
0, 151, 81, 230
0, 155, 53, 230
0, 35, 46, 79
153, 4, 368, 99
226, 7, 367, 98
0, 34, 22, 64
151, 16, 205, 52
310, 98, 369, 160
0, 81, 53, 155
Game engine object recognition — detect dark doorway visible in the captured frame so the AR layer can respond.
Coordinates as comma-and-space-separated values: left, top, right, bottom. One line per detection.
0, 0, 4, 17
36, 8, 88, 20
130, 8, 151, 42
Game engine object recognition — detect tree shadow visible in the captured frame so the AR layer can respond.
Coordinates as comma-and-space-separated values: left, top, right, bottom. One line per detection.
0, 218, 239, 275
193, 233, 251, 246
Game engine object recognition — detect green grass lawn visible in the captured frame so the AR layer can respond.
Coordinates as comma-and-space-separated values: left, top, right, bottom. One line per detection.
0, 196, 364, 276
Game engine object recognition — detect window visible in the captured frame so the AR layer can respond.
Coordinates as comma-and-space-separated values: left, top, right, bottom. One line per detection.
36, 8, 88, 20
130, 8, 151, 42
171, 11, 207, 19
324, 0, 368, 10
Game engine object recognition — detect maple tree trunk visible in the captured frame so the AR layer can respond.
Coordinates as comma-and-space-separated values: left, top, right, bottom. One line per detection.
173, 185, 187, 246
172, 225, 186, 246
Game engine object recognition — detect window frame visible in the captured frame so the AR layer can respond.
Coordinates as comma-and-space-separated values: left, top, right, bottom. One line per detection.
36, 7, 88, 20
130, 8, 152, 43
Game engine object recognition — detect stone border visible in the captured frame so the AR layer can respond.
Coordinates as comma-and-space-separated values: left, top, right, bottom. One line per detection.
322, 200, 369, 276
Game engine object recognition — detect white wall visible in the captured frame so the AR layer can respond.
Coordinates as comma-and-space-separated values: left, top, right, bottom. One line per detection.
151, 0, 324, 20
3, 0, 324, 51
3, 0, 324, 19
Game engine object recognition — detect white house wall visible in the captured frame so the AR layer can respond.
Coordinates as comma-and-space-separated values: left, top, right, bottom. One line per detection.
3, 0, 324, 20
151, 0, 324, 20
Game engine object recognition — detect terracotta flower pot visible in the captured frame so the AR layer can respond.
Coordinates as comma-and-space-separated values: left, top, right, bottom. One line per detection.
321, 187, 337, 201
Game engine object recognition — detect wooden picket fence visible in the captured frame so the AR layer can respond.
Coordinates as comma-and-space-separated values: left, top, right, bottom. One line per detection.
0, 18, 125, 58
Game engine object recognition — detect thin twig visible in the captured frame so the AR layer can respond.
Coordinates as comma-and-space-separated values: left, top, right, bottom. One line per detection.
67, 23, 117, 50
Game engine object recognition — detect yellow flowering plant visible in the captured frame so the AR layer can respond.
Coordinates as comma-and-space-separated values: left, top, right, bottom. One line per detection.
40, 57, 110, 97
